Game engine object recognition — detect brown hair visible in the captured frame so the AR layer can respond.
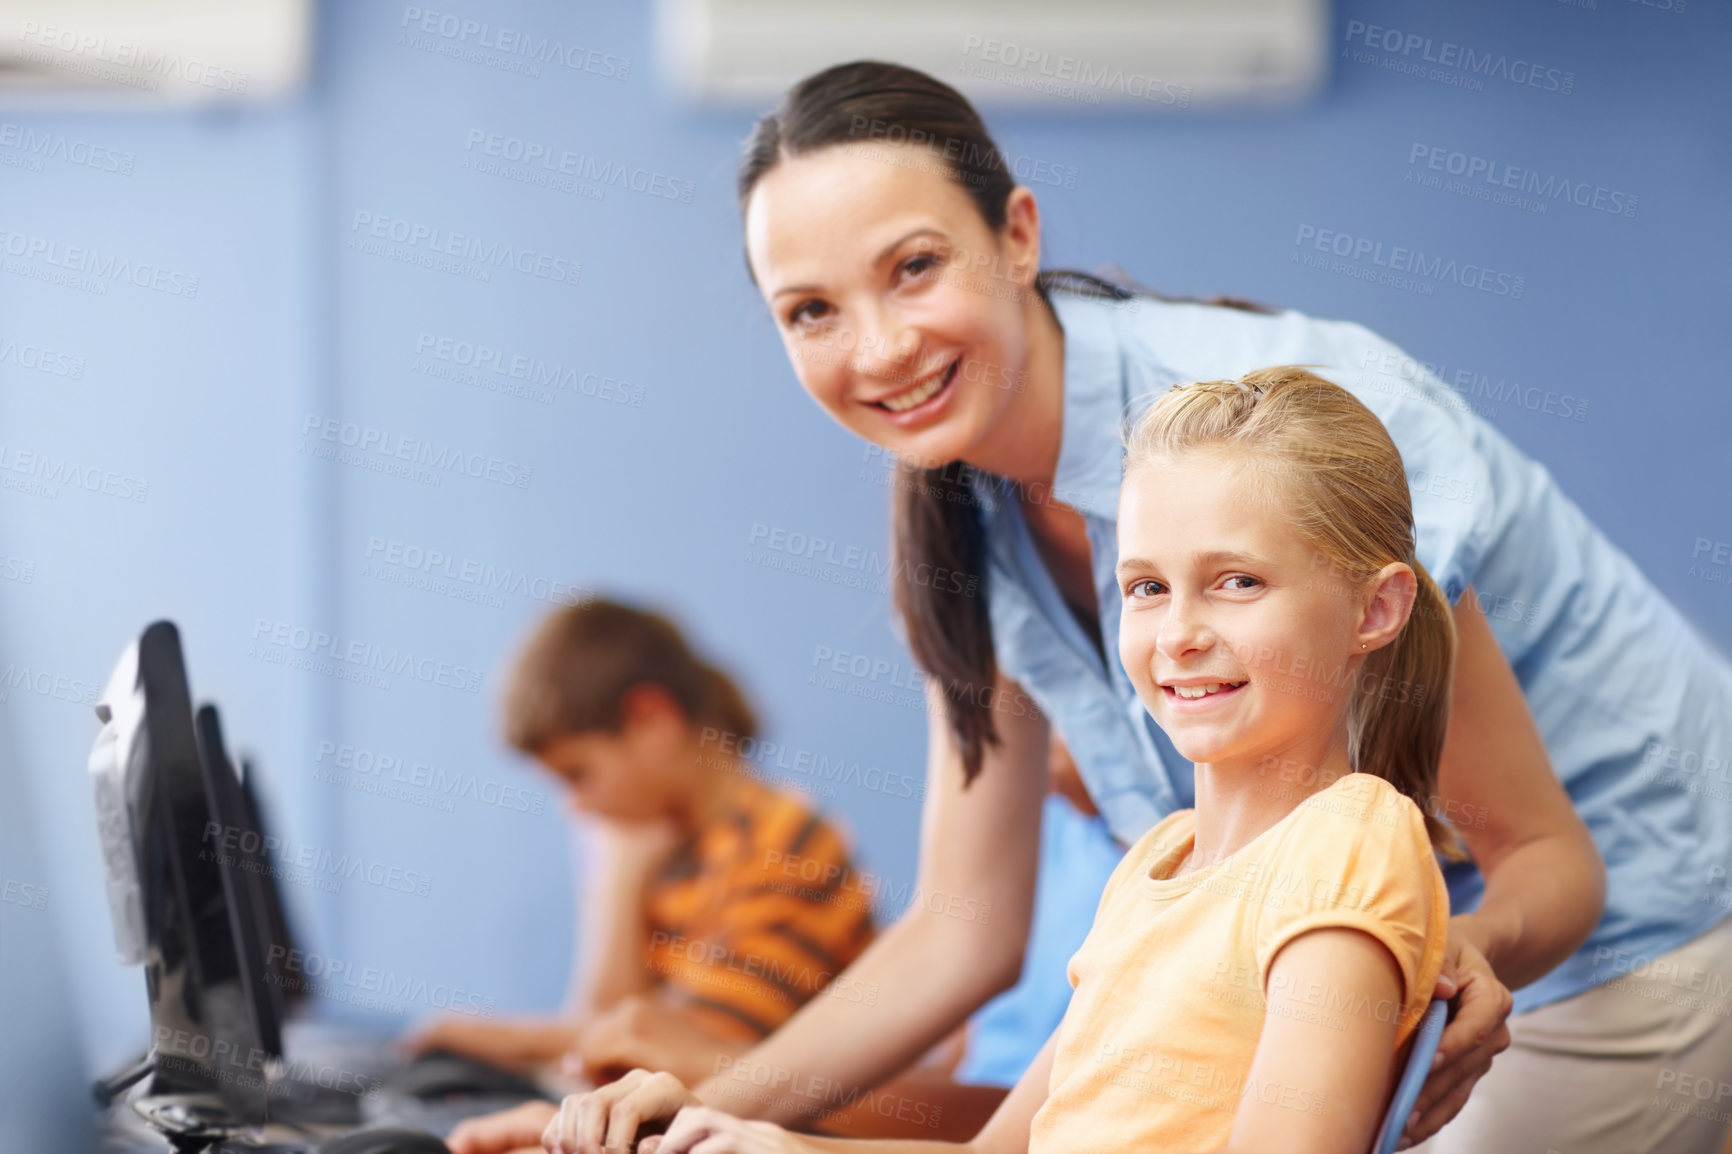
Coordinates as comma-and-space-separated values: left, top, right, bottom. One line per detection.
1123, 367, 1461, 855
737, 60, 1273, 784
501, 598, 758, 754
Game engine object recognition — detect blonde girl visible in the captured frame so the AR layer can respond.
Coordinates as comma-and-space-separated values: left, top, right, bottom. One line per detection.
536, 367, 1460, 1154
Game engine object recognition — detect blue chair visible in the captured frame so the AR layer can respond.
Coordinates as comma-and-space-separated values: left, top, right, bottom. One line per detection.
1371, 999, 1450, 1154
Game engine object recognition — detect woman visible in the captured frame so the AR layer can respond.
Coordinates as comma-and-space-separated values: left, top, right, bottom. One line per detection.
464, 61, 1732, 1153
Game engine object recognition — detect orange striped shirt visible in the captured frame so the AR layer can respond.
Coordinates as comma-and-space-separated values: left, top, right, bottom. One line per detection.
643, 781, 876, 1041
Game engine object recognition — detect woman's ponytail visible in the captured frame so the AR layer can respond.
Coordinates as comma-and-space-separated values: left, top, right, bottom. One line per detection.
890, 459, 998, 784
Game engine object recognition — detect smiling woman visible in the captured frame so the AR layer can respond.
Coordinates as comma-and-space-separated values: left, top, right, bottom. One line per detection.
500, 59, 1732, 1154
736, 74, 1264, 784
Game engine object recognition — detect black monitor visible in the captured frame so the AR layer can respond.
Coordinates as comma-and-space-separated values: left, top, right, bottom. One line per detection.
88, 621, 275, 1125
234, 748, 305, 1022
194, 703, 289, 1059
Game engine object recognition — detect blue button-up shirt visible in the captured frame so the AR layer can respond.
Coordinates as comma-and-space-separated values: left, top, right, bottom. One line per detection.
967, 287, 1732, 1016
956, 795, 1123, 1088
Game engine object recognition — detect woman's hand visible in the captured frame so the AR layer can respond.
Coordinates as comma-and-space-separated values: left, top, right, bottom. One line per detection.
640, 1107, 809, 1154
542, 1068, 701, 1154
446, 1099, 559, 1154
1398, 917, 1513, 1148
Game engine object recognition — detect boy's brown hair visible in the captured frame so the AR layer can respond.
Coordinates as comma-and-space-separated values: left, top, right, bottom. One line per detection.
502, 598, 759, 754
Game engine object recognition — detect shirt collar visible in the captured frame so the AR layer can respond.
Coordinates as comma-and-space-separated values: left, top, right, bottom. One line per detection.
1048, 290, 1131, 524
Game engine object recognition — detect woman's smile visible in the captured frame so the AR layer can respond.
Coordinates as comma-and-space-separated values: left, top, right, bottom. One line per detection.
872, 356, 961, 422
744, 138, 1058, 473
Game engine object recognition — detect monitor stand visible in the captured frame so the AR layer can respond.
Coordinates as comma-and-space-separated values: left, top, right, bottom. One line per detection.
132, 1092, 253, 1154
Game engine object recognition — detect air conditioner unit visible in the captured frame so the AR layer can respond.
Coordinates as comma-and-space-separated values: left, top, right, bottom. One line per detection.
657, 0, 1330, 109
0, 0, 310, 106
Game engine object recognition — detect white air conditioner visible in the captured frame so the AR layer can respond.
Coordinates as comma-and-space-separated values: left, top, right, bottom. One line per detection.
0, 0, 310, 106
657, 0, 1329, 109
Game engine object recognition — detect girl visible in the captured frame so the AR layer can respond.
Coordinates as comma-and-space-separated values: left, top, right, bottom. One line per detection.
538, 367, 1456, 1154
417, 598, 875, 1089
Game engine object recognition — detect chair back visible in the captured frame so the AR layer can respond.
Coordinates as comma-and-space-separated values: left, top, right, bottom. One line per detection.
1370, 999, 1449, 1154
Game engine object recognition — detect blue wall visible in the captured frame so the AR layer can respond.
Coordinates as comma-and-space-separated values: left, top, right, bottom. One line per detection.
2, 1, 1727, 1146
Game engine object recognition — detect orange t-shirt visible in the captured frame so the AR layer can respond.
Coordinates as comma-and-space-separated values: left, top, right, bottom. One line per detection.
1028, 772, 1449, 1154
643, 782, 876, 1041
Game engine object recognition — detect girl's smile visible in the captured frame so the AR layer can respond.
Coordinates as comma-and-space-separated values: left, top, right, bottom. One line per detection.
1159, 678, 1250, 711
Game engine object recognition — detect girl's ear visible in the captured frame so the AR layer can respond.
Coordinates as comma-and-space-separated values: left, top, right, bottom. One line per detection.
1357, 562, 1418, 654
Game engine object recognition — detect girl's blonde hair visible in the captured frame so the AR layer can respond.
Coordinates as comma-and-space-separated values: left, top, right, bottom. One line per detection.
1124, 366, 1462, 856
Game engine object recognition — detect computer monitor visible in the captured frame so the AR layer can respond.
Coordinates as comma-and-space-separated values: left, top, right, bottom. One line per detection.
88, 621, 274, 1124
194, 703, 287, 1060
234, 748, 305, 1022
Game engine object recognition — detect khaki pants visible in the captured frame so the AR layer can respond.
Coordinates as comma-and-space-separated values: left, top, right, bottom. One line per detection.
1412, 918, 1732, 1154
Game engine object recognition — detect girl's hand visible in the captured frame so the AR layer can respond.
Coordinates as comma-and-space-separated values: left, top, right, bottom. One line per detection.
1399, 918, 1513, 1148
541, 1068, 700, 1154
641, 1107, 804, 1154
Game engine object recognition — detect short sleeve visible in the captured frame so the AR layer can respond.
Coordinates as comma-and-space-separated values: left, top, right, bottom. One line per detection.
1252, 777, 1446, 1035
653, 795, 875, 1039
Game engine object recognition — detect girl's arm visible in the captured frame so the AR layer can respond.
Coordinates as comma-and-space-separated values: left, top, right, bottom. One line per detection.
1209, 928, 1406, 1154
1403, 588, 1606, 1141
688, 672, 1051, 1125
